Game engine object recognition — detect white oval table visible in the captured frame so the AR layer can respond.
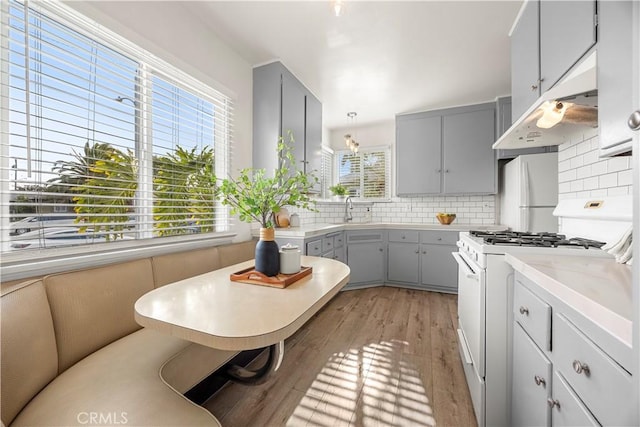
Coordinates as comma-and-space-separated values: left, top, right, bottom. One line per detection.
135, 256, 350, 384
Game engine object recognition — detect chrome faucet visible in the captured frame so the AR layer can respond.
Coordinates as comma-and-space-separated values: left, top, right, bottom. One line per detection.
344, 196, 353, 222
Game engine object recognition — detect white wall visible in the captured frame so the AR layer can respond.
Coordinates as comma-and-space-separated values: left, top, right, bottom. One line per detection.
65, 1, 254, 241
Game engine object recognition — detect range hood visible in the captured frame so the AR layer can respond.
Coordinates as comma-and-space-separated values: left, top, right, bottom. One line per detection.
493, 54, 598, 150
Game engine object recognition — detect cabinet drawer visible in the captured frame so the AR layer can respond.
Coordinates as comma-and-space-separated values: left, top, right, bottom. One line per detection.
551, 371, 599, 427
513, 278, 551, 351
306, 239, 322, 256
388, 230, 419, 243
553, 313, 634, 426
334, 234, 344, 248
322, 236, 334, 252
420, 230, 458, 245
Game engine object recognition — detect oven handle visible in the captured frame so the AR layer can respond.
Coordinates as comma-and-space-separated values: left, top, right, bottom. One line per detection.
452, 252, 479, 281
457, 328, 473, 365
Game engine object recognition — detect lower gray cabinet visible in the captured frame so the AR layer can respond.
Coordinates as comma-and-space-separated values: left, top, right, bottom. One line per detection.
420, 243, 458, 292
511, 273, 632, 426
512, 323, 551, 427
387, 242, 419, 283
346, 230, 385, 287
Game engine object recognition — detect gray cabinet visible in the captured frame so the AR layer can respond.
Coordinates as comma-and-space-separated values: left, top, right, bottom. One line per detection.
511, 273, 634, 426
386, 229, 458, 293
253, 61, 322, 191
443, 105, 496, 194
321, 231, 345, 263
396, 114, 441, 194
510, 0, 596, 123
539, 1, 597, 93
420, 244, 457, 292
598, 0, 634, 156
511, 0, 541, 122
512, 323, 551, 427
346, 230, 386, 287
396, 102, 496, 195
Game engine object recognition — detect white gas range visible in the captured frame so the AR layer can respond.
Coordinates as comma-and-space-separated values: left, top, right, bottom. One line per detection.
453, 196, 633, 427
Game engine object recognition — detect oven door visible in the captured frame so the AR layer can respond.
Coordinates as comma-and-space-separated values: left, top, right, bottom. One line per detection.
453, 250, 487, 426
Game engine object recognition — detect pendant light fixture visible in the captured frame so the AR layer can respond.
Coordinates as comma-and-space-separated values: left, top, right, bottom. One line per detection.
333, 0, 344, 17
344, 112, 359, 153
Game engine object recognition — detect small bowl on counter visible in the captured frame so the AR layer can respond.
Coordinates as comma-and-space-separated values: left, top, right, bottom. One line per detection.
436, 213, 456, 225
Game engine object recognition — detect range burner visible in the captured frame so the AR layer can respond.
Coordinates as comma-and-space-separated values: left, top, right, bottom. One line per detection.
469, 230, 606, 249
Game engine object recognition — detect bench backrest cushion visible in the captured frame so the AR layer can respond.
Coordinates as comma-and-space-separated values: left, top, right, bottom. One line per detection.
218, 240, 257, 268
1, 280, 58, 426
43, 258, 155, 373
152, 246, 221, 287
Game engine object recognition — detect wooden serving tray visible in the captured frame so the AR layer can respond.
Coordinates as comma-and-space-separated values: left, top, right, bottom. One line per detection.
230, 266, 312, 289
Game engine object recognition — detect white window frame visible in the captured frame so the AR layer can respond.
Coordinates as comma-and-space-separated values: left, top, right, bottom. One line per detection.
0, 0, 236, 280
334, 145, 391, 202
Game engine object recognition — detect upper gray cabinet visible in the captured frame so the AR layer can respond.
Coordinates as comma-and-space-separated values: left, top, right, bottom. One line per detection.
598, 1, 634, 156
396, 102, 496, 195
511, 0, 540, 122
253, 62, 322, 191
510, 0, 596, 123
539, 1, 597, 92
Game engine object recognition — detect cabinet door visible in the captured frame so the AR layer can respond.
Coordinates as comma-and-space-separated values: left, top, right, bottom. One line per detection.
539, 1, 596, 92
347, 243, 385, 284
420, 244, 458, 292
512, 323, 551, 427
511, 0, 540, 122
281, 71, 306, 165
396, 114, 441, 195
387, 242, 419, 283
305, 93, 323, 191
443, 106, 496, 194
551, 372, 599, 427
598, 0, 634, 156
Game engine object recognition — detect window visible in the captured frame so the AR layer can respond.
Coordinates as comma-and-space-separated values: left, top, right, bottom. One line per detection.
1, 0, 232, 258
336, 147, 390, 199
320, 146, 334, 199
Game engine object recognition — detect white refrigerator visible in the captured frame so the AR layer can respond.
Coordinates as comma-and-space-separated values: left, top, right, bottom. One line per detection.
500, 152, 558, 232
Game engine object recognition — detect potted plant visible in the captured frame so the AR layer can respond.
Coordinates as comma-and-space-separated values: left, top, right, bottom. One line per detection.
329, 183, 348, 200
218, 138, 318, 276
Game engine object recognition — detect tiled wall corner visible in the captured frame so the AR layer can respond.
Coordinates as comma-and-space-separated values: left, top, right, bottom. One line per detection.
558, 133, 633, 200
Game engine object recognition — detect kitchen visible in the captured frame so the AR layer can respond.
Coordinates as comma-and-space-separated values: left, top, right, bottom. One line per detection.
0, 1, 638, 427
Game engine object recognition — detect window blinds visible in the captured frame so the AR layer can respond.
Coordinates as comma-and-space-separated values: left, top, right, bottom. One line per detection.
336, 147, 390, 199
1, 0, 233, 256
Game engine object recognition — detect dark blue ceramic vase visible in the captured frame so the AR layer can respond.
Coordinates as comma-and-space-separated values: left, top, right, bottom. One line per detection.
255, 228, 279, 276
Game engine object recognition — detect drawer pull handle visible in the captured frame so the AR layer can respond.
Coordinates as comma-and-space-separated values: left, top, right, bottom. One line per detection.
572, 360, 590, 375
379, 248, 383, 252
547, 398, 560, 409
415, 250, 419, 254
519, 306, 529, 315
402, 236, 406, 239
534, 375, 546, 386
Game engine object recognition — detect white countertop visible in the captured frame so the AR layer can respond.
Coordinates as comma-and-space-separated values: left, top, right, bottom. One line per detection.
254, 222, 507, 239
134, 256, 350, 351
505, 253, 632, 349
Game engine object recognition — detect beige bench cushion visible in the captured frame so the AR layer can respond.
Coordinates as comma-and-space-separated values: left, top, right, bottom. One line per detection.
152, 247, 221, 287
44, 258, 155, 373
218, 240, 257, 267
11, 329, 221, 427
1, 280, 58, 426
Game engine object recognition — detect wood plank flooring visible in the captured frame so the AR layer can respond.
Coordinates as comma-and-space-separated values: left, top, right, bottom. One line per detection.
203, 287, 477, 427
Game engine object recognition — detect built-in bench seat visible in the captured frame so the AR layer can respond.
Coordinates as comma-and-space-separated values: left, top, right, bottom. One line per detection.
1, 240, 256, 427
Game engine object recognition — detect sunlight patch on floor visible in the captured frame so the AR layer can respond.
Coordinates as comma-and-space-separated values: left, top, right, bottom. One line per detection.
286, 340, 436, 426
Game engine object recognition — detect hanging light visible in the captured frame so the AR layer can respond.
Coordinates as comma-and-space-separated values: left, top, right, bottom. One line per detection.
344, 112, 360, 153
333, 0, 344, 17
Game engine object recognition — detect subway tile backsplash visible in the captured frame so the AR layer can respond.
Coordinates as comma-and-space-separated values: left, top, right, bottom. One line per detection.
558, 131, 632, 200
288, 195, 496, 226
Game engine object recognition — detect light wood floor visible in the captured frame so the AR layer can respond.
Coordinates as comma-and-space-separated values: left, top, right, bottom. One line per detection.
203, 287, 477, 427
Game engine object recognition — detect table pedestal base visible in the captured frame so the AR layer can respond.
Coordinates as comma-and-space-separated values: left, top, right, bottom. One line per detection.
224, 340, 284, 385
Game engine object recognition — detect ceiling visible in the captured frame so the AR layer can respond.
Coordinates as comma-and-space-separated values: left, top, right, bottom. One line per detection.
185, 1, 523, 130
